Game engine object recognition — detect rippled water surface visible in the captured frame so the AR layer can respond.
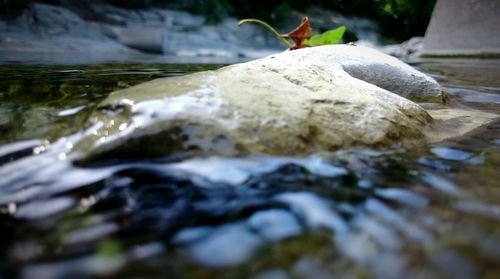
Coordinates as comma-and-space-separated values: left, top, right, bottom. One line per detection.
0, 60, 499, 279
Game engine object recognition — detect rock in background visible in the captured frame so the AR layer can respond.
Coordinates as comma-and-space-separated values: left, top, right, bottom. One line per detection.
422, 0, 500, 57
0, 2, 385, 64
0, 3, 138, 64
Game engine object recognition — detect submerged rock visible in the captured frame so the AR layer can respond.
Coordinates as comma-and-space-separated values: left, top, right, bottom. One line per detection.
73, 45, 451, 162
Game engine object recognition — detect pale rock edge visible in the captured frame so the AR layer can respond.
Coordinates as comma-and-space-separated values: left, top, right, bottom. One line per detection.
71, 45, 497, 162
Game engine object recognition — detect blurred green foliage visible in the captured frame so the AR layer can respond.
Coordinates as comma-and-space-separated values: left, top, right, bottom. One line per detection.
333, 0, 438, 40
204, 0, 437, 40
171, 0, 437, 40
0, 0, 437, 40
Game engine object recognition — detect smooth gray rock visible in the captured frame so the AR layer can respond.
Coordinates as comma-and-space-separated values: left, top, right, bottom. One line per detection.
72, 45, 448, 161
101, 24, 164, 53
381, 37, 424, 61
0, 3, 139, 64
423, 0, 500, 56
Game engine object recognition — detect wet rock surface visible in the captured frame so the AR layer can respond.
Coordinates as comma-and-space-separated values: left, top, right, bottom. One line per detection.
0, 61, 500, 278
73, 45, 449, 162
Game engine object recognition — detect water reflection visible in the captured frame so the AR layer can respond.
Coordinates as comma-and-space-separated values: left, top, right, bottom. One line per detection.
1, 142, 499, 278
0, 63, 499, 278
179, 223, 262, 268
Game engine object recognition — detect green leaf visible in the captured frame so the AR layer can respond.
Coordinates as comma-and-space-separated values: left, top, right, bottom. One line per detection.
303, 26, 346, 47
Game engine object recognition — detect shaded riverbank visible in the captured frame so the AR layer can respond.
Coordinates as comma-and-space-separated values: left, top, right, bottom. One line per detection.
0, 2, 387, 65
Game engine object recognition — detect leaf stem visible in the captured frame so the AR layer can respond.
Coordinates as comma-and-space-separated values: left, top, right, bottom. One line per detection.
238, 18, 293, 48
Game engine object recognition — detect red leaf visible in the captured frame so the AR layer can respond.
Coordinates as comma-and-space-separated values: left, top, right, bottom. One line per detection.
285, 17, 312, 48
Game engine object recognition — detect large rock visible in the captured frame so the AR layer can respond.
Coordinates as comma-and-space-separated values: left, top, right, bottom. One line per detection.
422, 0, 500, 56
73, 45, 448, 162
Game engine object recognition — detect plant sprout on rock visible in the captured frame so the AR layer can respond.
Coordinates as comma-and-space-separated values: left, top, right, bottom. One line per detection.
238, 16, 346, 50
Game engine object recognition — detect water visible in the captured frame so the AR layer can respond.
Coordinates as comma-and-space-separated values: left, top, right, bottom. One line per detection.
0, 60, 499, 279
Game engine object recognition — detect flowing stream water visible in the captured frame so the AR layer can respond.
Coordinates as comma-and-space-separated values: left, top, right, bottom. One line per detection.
0, 59, 499, 279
